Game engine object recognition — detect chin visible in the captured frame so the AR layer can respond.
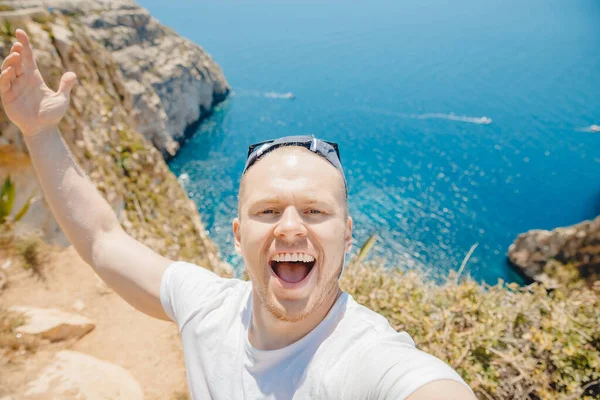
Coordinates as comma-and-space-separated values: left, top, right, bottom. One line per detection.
266, 295, 313, 323
265, 275, 317, 322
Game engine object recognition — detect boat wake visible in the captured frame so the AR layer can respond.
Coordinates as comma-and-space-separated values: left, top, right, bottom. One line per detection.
361, 107, 492, 125
232, 90, 295, 100
414, 113, 492, 124
264, 91, 295, 99
577, 124, 600, 133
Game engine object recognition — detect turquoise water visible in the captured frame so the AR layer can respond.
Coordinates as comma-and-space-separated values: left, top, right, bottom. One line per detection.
139, 0, 600, 284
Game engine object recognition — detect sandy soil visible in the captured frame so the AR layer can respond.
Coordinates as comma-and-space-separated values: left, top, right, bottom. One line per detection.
0, 245, 189, 399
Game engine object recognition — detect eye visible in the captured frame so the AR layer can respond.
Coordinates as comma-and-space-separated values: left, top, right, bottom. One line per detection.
260, 209, 278, 215
306, 209, 323, 215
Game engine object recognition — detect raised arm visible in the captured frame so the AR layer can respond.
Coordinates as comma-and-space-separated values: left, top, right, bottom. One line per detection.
0, 29, 173, 320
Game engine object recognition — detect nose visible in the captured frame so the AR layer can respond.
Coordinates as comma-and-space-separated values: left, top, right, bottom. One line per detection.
273, 206, 307, 241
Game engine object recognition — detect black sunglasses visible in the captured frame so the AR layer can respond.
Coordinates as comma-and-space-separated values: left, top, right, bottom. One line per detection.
242, 134, 347, 197
243, 135, 344, 176
246, 136, 341, 160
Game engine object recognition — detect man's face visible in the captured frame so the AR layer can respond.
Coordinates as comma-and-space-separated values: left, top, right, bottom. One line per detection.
233, 148, 352, 322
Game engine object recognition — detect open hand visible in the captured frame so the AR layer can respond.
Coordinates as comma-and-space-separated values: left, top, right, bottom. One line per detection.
0, 29, 77, 136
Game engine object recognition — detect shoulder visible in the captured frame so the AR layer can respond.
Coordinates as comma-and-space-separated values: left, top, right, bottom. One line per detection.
338, 294, 415, 344
161, 261, 249, 300
406, 379, 476, 400
160, 261, 250, 329
334, 294, 473, 399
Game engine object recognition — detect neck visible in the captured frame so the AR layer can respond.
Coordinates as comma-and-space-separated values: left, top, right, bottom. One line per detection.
249, 286, 342, 351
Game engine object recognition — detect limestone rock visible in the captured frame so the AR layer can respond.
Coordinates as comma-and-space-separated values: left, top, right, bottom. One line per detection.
0, 6, 47, 24
508, 215, 600, 284
0, 270, 6, 291
8, 0, 230, 157
9, 306, 95, 342
73, 299, 86, 312
0, 2, 227, 272
23, 350, 144, 399
81, 1, 230, 156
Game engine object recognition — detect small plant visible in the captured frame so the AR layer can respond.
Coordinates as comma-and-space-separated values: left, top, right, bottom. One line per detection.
0, 4, 15, 12
15, 236, 45, 279
0, 175, 33, 226
355, 232, 378, 264
0, 307, 38, 356
0, 19, 14, 38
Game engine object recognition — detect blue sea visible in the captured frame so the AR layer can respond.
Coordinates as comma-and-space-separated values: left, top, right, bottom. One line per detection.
139, 0, 600, 284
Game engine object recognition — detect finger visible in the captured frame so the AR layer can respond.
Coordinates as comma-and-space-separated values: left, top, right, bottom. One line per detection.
1, 53, 18, 71
10, 42, 24, 55
58, 72, 77, 96
1, 53, 23, 77
0, 66, 16, 94
15, 29, 37, 72
12, 53, 24, 77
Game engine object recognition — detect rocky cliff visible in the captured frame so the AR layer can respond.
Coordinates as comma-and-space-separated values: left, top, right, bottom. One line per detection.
0, 2, 231, 275
508, 216, 600, 286
3, 0, 230, 157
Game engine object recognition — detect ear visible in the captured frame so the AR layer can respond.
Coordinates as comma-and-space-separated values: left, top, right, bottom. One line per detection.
344, 216, 353, 253
232, 217, 242, 254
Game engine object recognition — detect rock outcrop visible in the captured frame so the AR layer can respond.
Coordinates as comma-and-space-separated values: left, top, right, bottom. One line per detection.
3, 0, 230, 157
9, 306, 95, 342
0, 3, 232, 276
23, 350, 144, 399
508, 216, 600, 285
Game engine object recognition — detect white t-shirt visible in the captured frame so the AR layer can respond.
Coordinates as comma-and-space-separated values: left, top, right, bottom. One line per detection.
160, 261, 471, 399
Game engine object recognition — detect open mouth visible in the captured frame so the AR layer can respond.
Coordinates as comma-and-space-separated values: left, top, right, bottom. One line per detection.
270, 255, 316, 284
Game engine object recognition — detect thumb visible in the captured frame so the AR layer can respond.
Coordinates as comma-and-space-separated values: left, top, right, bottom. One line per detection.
57, 72, 77, 97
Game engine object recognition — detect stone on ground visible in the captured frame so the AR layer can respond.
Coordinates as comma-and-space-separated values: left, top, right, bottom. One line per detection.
23, 350, 143, 400
9, 306, 95, 342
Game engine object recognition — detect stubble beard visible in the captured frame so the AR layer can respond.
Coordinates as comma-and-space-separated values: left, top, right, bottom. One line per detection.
251, 260, 343, 323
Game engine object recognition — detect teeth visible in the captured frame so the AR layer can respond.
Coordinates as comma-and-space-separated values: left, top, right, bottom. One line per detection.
271, 253, 315, 263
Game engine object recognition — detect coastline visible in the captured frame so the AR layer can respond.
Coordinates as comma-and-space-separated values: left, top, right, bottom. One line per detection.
0, 0, 232, 275
0, 1, 598, 398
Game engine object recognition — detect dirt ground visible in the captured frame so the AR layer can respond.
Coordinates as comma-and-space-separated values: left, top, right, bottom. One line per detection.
0, 244, 189, 399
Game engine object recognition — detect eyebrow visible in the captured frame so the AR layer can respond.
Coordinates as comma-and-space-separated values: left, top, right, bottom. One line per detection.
248, 196, 333, 208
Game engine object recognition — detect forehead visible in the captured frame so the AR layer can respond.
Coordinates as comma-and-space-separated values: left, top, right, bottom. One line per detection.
241, 148, 345, 206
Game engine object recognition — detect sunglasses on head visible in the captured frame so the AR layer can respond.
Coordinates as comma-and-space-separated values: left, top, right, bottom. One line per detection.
243, 135, 344, 180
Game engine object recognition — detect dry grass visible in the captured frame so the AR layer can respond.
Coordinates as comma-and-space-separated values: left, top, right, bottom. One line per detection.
14, 235, 46, 280
0, 307, 39, 360
341, 259, 600, 400
171, 391, 190, 400
0, 230, 48, 280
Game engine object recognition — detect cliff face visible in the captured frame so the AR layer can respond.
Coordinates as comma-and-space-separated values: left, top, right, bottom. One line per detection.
4, 0, 230, 157
508, 216, 600, 286
0, 3, 231, 275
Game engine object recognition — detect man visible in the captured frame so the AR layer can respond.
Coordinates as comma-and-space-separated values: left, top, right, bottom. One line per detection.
1, 30, 475, 399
